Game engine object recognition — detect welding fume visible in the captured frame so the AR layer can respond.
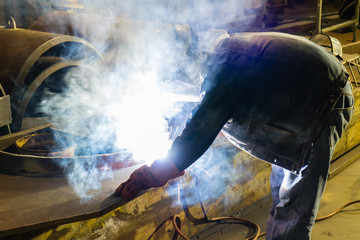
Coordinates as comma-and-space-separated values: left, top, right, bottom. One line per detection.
1, 0, 358, 239
116, 31, 354, 240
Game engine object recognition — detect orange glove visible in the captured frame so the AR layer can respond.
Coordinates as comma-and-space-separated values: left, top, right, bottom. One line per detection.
115, 159, 185, 201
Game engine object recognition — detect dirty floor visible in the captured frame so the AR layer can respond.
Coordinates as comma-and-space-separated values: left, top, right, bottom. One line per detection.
191, 150, 360, 240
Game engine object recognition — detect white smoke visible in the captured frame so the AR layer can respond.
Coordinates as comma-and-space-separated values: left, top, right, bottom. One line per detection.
166, 145, 244, 208
31, 0, 263, 200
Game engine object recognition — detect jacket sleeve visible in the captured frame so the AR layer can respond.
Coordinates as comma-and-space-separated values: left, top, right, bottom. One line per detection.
168, 63, 237, 171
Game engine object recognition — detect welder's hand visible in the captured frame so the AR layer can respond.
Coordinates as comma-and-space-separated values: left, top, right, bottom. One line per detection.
115, 159, 185, 201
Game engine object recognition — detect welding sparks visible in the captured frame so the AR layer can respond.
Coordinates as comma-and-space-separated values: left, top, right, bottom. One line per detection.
192, 164, 213, 178
110, 71, 182, 165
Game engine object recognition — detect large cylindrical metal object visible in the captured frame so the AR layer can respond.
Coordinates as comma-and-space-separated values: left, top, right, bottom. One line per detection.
29, 11, 191, 65
29, 11, 191, 44
0, 28, 104, 131
0, 28, 101, 93
16, 61, 99, 130
28, 11, 201, 104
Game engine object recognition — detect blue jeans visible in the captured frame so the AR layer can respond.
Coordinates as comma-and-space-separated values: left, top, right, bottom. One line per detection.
266, 81, 354, 240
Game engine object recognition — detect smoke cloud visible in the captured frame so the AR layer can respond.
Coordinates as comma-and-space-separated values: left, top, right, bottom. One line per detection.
29, 0, 263, 200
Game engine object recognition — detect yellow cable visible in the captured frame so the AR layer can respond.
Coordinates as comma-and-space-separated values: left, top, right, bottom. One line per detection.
315, 199, 360, 221
147, 199, 360, 239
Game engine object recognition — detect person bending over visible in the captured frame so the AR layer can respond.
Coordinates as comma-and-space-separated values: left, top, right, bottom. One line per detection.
116, 32, 354, 240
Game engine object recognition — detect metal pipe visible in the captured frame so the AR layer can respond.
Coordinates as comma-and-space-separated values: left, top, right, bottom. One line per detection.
37, 57, 64, 66
316, 0, 359, 41
353, 0, 360, 42
316, 0, 323, 33
322, 19, 356, 33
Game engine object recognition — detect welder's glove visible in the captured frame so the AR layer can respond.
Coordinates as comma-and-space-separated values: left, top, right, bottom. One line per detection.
115, 159, 185, 201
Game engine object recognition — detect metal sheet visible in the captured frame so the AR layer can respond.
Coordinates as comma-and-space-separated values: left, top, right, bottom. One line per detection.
0, 124, 52, 150
0, 149, 138, 177
0, 126, 138, 177
0, 165, 138, 237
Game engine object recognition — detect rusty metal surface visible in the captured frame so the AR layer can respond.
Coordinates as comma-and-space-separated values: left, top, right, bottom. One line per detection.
29, 11, 191, 49
0, 28, 104, 131
0, 126, 138, 177
0, 29, 100, 94
29, 12, 191, 69
0, 124, 52, 151
14, 132, 75, 157
0, 29, 59, 94
14, 61, 96, 130
0, 165, 137, 238
0, 125, 140, 237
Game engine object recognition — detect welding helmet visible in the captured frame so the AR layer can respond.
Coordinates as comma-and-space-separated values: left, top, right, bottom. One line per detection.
310, 33, 342, 58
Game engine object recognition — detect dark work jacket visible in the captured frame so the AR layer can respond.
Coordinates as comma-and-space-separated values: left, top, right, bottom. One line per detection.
169, 32, 349, 174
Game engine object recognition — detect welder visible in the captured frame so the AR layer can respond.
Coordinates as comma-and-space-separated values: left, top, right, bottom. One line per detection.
115, 32, 354, 240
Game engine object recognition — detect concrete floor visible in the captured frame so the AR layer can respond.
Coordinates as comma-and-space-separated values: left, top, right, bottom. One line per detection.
311, 158, 360, 239
191, 153, 360, 240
